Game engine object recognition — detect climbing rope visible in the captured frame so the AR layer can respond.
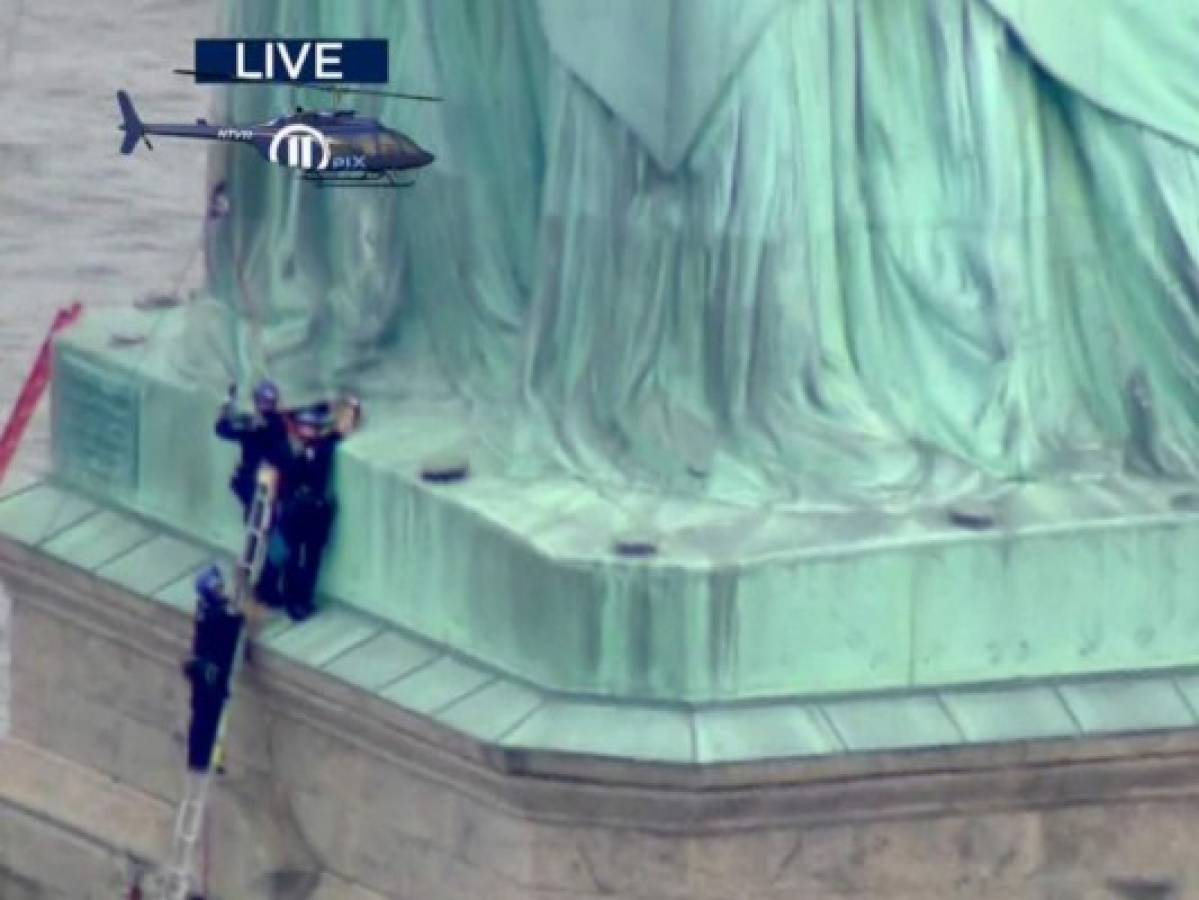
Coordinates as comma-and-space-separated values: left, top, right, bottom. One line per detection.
0, 303, 83, 487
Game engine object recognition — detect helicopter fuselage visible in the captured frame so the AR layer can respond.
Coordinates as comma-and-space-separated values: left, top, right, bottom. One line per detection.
118, 93, 434, 179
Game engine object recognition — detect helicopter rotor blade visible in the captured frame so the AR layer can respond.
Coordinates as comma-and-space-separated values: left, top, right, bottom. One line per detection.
172, 69, 441, 102
300, 83, 442, 102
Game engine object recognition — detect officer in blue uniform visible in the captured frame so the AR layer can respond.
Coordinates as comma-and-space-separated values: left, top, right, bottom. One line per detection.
269, 398, 361, 622
213, 380, 289, 519
182, 565, 244, 773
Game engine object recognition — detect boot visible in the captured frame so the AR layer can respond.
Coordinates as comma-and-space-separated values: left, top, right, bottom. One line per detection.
286, 601, 316, 623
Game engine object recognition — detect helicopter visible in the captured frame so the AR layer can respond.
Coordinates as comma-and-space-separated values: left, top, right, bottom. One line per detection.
116, 73, 439, 188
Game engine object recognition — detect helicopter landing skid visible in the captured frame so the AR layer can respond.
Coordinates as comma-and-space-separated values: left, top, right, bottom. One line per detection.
302, 171, 416, 189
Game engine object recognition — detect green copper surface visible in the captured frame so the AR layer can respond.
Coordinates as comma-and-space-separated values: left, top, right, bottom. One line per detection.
5, 484, 1199, 763
168, 0, 1199, 511
48, 329, 1199, 701
40, 0, 1199, 707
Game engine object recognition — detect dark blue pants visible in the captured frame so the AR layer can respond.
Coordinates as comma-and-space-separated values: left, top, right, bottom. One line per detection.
187, 682, 228, 772
279, 495, 334, 615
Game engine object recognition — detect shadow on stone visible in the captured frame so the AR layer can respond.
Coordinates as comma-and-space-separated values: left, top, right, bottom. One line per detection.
1106, 877, 1178, 900
252, 867, 321, 899
1169, 491, 1199, 513
946, 502, 997, 531
419, 454, 471, 485
206, 768, 323, 899
612, 531, 659, 558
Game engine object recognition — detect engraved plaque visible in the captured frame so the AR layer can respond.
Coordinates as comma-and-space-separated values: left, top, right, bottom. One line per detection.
52, 351, 140, 494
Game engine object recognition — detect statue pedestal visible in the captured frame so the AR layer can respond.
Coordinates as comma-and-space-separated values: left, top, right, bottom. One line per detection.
4, 489, 1199, 898
5, 312, 1199, 893
46, 308, 1199, 718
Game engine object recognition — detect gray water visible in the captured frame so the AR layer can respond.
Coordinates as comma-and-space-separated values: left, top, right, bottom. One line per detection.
0, 0, 216, 731
0, 0, 216, 480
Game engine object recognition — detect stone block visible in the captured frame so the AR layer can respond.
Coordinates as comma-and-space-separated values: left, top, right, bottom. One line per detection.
352, 749, 456, 849
526, 824, 616, 894
0, 865, 46, 900
270, 714, 367, 807
9, 605, 76, 687
840, 812, 1044, 897
339, 817, 411, 898
114, 714, 185, 803
12, 605, 164, 729
308, 872, 390, 900
203, 770, 324, 900
765, 823, 862, 896
8, 661, 52, 745
0, 801, 126, 899
289, 786, 360, 871
0, 580, 10, 739
679, 828, 810, 898
33, 686, 124, 778
561, 826, 694, 898
219, 683, 277, 777
62, 630, 177, 730
355, 819, 534, 900
107, 649, 187, 732
444, 793, 535, 887
1041, 802, 1199, 889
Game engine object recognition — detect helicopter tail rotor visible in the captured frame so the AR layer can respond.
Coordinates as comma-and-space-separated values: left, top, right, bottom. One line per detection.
116, 90, 152, 153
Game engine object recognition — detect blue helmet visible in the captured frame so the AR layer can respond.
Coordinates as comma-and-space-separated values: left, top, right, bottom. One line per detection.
195, 564, 225, 602
253, 380, 280, 413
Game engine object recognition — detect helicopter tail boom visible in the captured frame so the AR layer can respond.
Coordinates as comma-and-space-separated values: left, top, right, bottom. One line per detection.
117, 90, 148, 154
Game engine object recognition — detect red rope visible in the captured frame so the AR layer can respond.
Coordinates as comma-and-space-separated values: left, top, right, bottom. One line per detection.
0, 302, 83, 486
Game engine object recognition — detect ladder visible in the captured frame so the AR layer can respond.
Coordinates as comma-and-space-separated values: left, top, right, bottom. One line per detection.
153, 465, 278, 900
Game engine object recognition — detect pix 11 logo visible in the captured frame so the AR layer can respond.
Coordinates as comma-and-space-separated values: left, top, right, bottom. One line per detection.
269, 124, 331, 170
192, 38, 388, 84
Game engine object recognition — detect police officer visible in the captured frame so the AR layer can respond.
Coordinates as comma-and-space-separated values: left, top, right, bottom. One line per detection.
182, 565, 244, 773
275, 398, 361, 622
213, 380, 289, 519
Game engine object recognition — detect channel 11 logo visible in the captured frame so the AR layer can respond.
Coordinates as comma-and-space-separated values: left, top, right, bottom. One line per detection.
192, 39, 388, 84
269, 124, 331, 170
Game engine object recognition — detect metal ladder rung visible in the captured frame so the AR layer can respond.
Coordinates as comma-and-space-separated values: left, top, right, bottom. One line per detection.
148, 463, 279, 899
177, 798, 205, 842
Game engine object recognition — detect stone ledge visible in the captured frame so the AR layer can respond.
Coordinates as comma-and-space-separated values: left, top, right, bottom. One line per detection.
7, 534, 1199, 898
4, 485, 1199, 772
6, 530, 1199, 835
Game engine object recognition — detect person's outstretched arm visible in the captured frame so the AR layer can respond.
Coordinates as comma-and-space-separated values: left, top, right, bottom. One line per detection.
214, 384, 259, 441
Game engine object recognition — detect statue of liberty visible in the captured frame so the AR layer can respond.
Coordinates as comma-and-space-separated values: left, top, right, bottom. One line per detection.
182, 0, 1199, 519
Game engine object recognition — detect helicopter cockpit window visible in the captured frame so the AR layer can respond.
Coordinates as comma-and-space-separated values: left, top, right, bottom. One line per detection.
353, 134, 379, 155
378, 133, 421, 157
